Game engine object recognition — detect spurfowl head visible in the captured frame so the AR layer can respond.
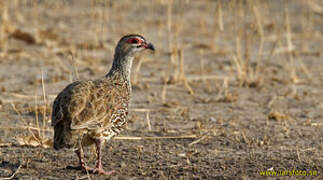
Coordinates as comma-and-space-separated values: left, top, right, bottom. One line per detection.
115, 34, 155, 57
110, 34, 154, 79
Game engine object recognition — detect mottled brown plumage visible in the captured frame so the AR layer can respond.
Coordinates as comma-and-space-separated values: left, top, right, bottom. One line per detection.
51, 34, 154, 175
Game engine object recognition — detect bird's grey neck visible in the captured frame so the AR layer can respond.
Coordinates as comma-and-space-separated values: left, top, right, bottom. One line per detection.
107, 53, 134, 81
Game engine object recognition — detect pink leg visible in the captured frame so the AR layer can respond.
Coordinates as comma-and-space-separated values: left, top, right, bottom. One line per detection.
67, 148, 94, 172
91, 139, 115, 175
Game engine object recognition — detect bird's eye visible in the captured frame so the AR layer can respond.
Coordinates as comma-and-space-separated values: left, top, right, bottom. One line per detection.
127, 38, 140, 44
131, 39, 138, 44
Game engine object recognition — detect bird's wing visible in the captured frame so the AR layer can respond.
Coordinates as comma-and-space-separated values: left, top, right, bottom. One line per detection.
51, 81, 82, 127
68, 80, 129, 130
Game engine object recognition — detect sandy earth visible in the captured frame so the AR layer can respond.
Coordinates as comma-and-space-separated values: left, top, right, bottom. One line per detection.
0, 0, 322, 179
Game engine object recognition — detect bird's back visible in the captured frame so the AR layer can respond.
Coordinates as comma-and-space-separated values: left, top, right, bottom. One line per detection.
52, 77, 130, 150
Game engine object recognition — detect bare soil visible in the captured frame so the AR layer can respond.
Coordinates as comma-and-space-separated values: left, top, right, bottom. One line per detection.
0, 0, 322, 179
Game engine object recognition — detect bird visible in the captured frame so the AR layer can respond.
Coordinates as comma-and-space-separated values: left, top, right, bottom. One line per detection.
51, 34, 155, 175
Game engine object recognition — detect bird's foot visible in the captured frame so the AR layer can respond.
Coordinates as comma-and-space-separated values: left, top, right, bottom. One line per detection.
90, 168, 115, 175
66, 165, 114, 175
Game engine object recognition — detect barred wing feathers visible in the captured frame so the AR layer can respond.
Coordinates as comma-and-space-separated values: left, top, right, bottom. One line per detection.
51, 79, 129, 131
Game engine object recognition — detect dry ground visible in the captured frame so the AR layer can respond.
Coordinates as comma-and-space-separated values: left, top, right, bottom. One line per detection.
0, 0, 322, 179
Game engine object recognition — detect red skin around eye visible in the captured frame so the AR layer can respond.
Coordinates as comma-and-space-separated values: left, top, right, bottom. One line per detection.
127, 38, 143, 44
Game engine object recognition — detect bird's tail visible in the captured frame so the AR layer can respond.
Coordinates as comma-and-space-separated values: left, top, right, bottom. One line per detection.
53, 121, 73, 150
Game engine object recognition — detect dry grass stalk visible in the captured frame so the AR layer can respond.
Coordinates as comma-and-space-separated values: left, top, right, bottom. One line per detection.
178, 50, 194, 95
284, 8, 299, 84
6, 93, 56, 100
165, 48, 194, 94
10, 103, 39, 141
231, 31, 263, 88
297, 58, 312, 80
0, 93, 57, 104
229, 2, 272, 88
216, 78, 228, 98
252, 5, 264, 36
146, 112, 152, 131
161, 75, 168, 104
9, 70, 52, 148
34, 91, 41, 141
167, 47, 179, 81
310, 123, 323, 127
178, 49, 185, 82
216, 78, 238, 103
188, 135, 208, 146
0, 164, 22, 180
132, 107, 187, 113
70, 51, 80, 81
167, 0, 173, 32
183, 78, 194, 95
167, 0, 176, 66
266, 95, 277, 108
296, 145, 301, 162
255, 37, 264, 74
115, 135, 197, 140
199, 11, 207, 34
165, 0, 193, 95
140, 75, 232, 83
41, 70, 50, 138
232, 55, 243, 82
217, 1, 224, 31
130, 108, 154, 112
241, 131, 250, 145
0, 5, 10, 54
285, 8, 294, 54
0, 126, 52, 132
